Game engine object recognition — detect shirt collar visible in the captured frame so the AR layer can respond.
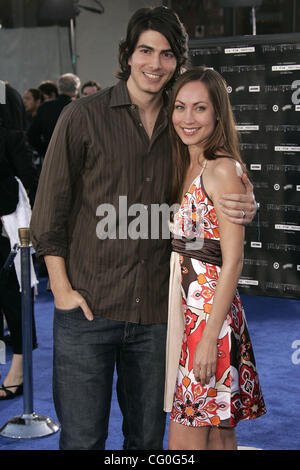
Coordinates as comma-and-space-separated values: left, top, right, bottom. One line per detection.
109, 79, 170, 112
109, 80, 132, 108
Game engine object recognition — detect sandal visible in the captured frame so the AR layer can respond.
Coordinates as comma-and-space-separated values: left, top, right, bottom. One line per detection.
0, 383, 23, 400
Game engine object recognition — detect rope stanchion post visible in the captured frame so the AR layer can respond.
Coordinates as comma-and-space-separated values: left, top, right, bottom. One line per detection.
19, 227, 34, 416
0, 227, 59, 439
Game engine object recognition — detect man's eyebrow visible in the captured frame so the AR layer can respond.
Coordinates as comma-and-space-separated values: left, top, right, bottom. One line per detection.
137, 44, 153, 50
136, 44, 174, 53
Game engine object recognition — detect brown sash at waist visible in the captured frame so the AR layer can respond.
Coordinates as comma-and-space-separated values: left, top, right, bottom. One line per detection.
172, 236, 222, 266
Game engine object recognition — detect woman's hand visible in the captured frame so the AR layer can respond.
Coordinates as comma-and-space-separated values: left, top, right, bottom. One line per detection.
193, 334, 218, 386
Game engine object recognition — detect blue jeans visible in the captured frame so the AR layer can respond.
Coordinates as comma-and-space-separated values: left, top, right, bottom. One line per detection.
53, 307, 167, 450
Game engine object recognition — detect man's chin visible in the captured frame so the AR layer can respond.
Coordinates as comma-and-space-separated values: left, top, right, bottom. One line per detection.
143, 84, 166, 95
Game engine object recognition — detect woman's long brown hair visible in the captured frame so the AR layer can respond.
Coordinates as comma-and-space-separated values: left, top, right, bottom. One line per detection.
168, 67, 246, 204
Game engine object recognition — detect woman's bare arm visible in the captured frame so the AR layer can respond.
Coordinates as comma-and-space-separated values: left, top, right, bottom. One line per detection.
193, 159, 246, 385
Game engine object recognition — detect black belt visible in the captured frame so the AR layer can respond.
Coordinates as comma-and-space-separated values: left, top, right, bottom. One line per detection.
172, 236, 222, 266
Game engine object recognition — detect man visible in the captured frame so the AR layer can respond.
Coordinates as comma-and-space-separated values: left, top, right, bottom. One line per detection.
27, 73, 80, 156
38, 80, 58, 102
23, 88, 42, 129
30, 6, 256, 450
81, 80, 101, 97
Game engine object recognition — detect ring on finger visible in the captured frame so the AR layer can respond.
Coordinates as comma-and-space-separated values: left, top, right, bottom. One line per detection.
241, 209, 246, 219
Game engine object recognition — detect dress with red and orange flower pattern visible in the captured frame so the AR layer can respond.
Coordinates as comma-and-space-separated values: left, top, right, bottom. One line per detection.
169, 170, 266, 428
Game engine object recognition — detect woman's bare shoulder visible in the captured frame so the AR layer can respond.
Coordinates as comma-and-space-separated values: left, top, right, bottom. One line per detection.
211, 157, 243, 180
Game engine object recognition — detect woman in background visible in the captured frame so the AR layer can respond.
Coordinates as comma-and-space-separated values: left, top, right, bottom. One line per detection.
0, 82, 38, 400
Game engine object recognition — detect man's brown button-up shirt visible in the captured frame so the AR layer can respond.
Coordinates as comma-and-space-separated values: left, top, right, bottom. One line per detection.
30, 80, 172, 324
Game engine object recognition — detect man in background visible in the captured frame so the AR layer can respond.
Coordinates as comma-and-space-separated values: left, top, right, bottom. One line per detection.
23, 88, 42, 129
81, 80, 101, 97
27, 73, 80, 157
38, 80, 58, 102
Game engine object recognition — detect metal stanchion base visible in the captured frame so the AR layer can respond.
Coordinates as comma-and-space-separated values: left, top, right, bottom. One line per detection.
0, 412, 59, 439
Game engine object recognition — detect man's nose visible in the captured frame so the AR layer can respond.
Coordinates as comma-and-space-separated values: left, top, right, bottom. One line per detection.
149, 53, 161, 69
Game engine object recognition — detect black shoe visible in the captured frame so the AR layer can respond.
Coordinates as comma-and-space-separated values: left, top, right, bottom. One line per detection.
0, 383, 23, 400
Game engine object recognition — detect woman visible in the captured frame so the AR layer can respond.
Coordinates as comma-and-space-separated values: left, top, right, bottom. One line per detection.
164, 67, 266, 450
0, 153, 37, 400
0, 83, 38, 400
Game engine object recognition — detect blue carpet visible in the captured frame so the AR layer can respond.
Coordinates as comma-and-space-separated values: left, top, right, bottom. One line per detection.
0, 278, 299, 450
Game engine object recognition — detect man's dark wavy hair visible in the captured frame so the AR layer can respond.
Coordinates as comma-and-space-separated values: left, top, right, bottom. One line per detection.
116, 6, 189, 90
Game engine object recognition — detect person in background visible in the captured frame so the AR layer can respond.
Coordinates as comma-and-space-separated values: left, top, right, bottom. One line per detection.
27, 73, 81, 157
23, 88, 42, 129
38, 80, 58, 102
0, 82, 26, 131
164, 67, 266, 450
0, 83, 38, 400
0, 83, 38, 206
81, 80, 101, 97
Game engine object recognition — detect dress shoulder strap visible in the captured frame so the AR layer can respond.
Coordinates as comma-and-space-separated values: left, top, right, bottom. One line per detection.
199, 159, 207, 176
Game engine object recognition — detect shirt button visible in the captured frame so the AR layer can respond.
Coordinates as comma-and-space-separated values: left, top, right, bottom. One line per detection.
131, 104, 136, 109
146, 177, 151, 182
135, 297, 140, 303
139, 122, 143, 127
